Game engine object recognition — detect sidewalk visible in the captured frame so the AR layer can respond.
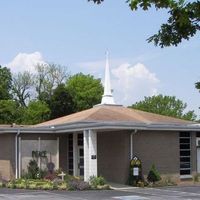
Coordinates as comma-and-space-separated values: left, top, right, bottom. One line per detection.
108, 182, 137, 190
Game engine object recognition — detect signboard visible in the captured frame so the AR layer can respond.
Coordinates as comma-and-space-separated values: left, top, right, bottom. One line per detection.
133, 167, 139, 176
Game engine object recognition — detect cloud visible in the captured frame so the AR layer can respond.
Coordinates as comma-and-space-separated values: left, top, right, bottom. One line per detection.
111, 63, 160, 106
7, 52, 46, 73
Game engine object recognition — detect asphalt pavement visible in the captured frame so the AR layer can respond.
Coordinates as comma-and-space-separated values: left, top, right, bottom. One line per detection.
1, 186, 200, 199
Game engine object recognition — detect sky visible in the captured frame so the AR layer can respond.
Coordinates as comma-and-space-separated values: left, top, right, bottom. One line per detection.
0, 0, 199, 116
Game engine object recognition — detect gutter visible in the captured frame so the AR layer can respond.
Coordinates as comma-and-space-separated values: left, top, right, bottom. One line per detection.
2, 121, 200, 135
15, 129, 20, 179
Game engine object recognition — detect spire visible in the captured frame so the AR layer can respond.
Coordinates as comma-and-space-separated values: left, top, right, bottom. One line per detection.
101, 51, 115, 105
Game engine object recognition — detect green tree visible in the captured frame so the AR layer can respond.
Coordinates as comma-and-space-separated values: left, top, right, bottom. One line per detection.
0, 100, 21, 124
22, 100, 50, 124
130, 94, 196, 121
89, 0, 200, 47
147, 164, 161, 184
49, 84, 75, 119
195, 81, 200, 92
66, 73, 103, 112
0, 66, 12, 100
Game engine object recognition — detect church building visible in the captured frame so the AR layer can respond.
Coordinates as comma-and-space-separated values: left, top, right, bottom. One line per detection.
0, 54, 200, 184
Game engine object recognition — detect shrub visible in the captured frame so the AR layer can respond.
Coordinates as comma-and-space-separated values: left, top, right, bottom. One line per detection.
147, 164, 161, 184
89, 176, 106, 188
27, 160, 39, 179
68, 179, 90, 190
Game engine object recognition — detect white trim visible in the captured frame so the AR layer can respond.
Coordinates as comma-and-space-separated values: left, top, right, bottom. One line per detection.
180, 175, 193, 179
84, 130, 89, 181
57, 137, 59, 169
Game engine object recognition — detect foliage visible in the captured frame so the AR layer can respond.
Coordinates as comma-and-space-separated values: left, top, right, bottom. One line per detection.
0, 66, 12, 100
66, 73, 103, 112
11, 71, 34, 107
89, 0, 200, 47
49, 84, 75, 119
193, 173, 200, 182
21, 100, 50, 124
0, 100, 22, 124
27, 160, 39, 179
130, 94, 197, 121
147, 164, 161, 184
35, 63, 69, 103
89, 176, 106, 188
68, 179, 90, 190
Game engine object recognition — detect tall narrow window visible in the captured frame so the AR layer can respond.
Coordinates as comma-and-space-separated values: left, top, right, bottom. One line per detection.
179, 132, 191, 175
68, 134, 73, 175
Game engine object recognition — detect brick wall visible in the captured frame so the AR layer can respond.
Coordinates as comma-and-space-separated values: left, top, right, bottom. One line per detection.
0, 134, 15, 180
97, 131, 130, 184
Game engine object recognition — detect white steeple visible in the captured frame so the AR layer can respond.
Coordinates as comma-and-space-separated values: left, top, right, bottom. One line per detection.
101, 51, 115, 105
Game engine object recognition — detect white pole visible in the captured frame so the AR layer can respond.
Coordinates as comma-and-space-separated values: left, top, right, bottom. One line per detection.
15, 129, 20, 179
18, 136, 21, 178
57, 137, 59, 169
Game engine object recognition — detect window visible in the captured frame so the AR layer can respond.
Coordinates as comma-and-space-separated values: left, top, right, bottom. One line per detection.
68, 134, 73, 175
179, 132, 191, 175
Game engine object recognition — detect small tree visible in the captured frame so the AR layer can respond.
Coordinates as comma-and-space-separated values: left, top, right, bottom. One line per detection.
27, 160, 39, 179
147, 164, 161, 184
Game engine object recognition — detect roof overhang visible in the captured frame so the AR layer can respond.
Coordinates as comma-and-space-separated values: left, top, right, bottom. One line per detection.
1, 120, 200, 134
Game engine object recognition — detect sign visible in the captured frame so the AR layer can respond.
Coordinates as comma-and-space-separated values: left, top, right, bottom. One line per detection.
91, 155, 97, 159
133, 167, 139, 176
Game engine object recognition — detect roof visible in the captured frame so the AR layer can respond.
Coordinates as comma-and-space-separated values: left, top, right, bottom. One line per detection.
0, 105, 199, 133
35, 104, 195, 127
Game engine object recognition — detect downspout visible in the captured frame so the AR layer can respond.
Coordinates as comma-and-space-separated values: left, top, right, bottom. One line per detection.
130, 129, 137, 160
130, 132, 133, 160
15, 129, 20, 179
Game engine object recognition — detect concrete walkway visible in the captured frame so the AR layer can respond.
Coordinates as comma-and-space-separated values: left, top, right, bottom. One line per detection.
108, 182, 137, 190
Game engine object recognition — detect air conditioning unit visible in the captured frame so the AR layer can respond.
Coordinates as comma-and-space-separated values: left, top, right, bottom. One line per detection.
196, 138, 200, 147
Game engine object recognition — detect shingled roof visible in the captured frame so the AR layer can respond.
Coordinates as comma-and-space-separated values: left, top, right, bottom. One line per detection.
35, 104, 195, 128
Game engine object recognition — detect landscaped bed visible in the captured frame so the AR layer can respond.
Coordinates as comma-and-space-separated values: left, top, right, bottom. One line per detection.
0, 175, 110, 191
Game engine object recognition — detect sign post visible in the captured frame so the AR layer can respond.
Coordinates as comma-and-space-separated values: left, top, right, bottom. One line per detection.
129, 156, 142, 186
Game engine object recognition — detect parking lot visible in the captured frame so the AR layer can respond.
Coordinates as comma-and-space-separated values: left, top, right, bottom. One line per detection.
1, 186, 200, 200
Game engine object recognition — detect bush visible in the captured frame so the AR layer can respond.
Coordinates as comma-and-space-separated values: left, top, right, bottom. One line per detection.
147, 164, 161, 184
27, 160, 39, 179
89, 176, 106, 188
68, 179, 90, 190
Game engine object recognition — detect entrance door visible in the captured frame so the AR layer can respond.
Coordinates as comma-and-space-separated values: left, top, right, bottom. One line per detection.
197, 148, 200, 173
78, 146, 84, 176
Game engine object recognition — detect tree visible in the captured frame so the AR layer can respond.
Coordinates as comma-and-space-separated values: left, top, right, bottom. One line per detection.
22, 100, 50, 125
66, 73, 103, 112
0, 66, 12, 100
35, 63, 69, 103
195, 81, 200, 92
11, 71, 34, 107
147, 164, 161, 184
130, 94, 197, 121
0, 100, 21, 124
89, 0, 200, 47
49, 84, 75, 119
